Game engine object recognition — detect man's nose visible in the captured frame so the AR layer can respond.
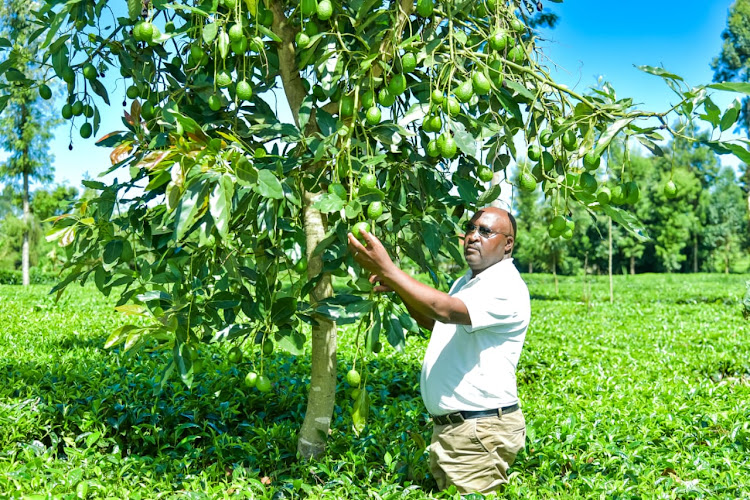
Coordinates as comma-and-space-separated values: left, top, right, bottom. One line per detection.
465, 229, 481, 242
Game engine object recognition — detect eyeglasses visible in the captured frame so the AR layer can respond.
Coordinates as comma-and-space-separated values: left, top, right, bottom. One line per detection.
462, 222, 511, 239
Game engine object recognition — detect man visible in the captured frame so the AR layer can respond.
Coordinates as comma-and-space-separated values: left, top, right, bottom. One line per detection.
347, 207, 530, 495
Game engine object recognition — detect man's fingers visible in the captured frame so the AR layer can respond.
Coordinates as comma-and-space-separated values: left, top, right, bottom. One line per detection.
361, 228, 376, 246
347, 232, 366, 253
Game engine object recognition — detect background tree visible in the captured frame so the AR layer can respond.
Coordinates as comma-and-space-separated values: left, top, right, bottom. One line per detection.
0, 183, 78, 272
712, 0, 750, 134
700, 166, 749, 273
0, 0, 58, 285
511, 163, 543, 273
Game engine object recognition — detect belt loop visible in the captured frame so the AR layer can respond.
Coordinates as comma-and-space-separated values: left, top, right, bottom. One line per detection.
497, 407, 503, 418
448, 412, 464, 424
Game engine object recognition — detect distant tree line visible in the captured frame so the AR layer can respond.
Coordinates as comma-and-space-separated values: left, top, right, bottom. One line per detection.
512, 134, 749, 276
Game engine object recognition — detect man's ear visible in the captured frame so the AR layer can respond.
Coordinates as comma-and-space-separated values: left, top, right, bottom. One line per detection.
505, 236, 514, 254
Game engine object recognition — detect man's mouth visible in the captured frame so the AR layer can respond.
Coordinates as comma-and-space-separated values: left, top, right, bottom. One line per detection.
465, 246, 480, 255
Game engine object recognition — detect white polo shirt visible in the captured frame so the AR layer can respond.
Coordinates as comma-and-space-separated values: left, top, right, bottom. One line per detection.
420, 258, 530, 416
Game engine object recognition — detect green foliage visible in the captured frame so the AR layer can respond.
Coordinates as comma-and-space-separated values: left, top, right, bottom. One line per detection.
2, 276, 750, 497
513, 133, 750, 276
0, 0, 57, 185
712, 0, 750, 134
0, 184, 79, 274
0, 267, 56, 284
700, 167, 750, 273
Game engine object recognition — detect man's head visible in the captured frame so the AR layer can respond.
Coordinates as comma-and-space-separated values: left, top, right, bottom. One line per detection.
462, 207, 516, 275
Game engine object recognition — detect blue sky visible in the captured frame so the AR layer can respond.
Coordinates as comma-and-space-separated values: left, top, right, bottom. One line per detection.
538, 1, 737, 112
11, 1, 744, 190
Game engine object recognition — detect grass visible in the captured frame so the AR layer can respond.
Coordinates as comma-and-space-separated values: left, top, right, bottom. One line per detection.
1, 273, 749, 499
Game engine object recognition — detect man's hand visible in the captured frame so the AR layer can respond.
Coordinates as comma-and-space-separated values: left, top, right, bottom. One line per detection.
347, 229, 397, 279
347, 228, 469, 329
368, 274, 393, 293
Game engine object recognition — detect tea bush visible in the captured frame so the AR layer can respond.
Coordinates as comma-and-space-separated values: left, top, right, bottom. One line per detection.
1, 273, 749, 498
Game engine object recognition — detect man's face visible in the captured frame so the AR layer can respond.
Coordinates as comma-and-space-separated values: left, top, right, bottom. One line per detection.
463, 209, 514, 275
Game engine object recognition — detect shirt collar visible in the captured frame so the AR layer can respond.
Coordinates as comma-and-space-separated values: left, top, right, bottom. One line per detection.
466, 257, 514, 281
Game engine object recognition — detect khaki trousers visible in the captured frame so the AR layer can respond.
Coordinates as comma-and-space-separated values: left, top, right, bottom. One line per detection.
429, 409, 526, 495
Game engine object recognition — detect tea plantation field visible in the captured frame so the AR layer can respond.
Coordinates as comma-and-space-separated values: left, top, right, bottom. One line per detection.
1, 273, 748, 499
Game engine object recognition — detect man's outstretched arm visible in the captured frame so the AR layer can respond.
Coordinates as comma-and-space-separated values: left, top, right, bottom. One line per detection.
348, 229, 471, 328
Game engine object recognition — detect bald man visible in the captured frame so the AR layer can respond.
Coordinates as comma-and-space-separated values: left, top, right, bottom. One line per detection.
348, 207, 530, 495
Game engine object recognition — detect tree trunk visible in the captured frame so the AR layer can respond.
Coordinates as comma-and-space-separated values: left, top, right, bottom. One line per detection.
552, 254, 558, 295
270, 1, 337, 458
629, 255, 635, 275
298, 191, 337, 459
582, 253, 588, 304
528, 262, 533, 274
693, 232, 698, 273
725, 239, 730, 274
22, 170, 30, 286
608, 217, 613, 304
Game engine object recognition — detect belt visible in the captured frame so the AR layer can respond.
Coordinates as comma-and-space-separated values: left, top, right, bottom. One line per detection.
432, 404, 519, 425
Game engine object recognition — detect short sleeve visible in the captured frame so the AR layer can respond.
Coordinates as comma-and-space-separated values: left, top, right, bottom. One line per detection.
453, 286, 525, 332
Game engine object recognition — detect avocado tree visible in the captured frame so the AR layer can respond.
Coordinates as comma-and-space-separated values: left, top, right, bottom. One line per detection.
4, 0, 750, 458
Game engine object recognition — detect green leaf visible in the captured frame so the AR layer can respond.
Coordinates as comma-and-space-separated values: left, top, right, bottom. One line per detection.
453, 121, 477, 158
271, 296, 298, 325
402, 103, 429, 126
594, 118, 634, 157
703, 97, 721, 127
137, 290, 172, 302
5, 68, 27, 82
90, 79, 110, 105
235, 155, 257, 186
127, 0, 140, 19
211, 324, 253, 343
175, 182, 205, 240
602, 205, 648, 242
720, 99, 741, 132
256, 24, 282, 43
299, 94, 314, 132
637, 65, 684, 81
202, 22, 218, 43
708, 82, 750, 94
175, 341, 194, 388
0, 37, 11, 48
503, 81, 535, 108
454, 176, 478, 204
496, 88, 523, 123
313, 193, 346, 213
209, 176, 233, 238
477, 184, 502, 205
344, 199, 362, 219
721, 142, 750, 164
384, 314, 405, 351
102, 239, 123, 271
276, 328, 306, 355
123, 326, 145, 351
43, 13, 66, 48
311, 229, 338, 258
635, 136, 664, 157
0, 59, 14, 78
247, 122, 301, 141
255, 169, 284, 199
104, 324, 138, 349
